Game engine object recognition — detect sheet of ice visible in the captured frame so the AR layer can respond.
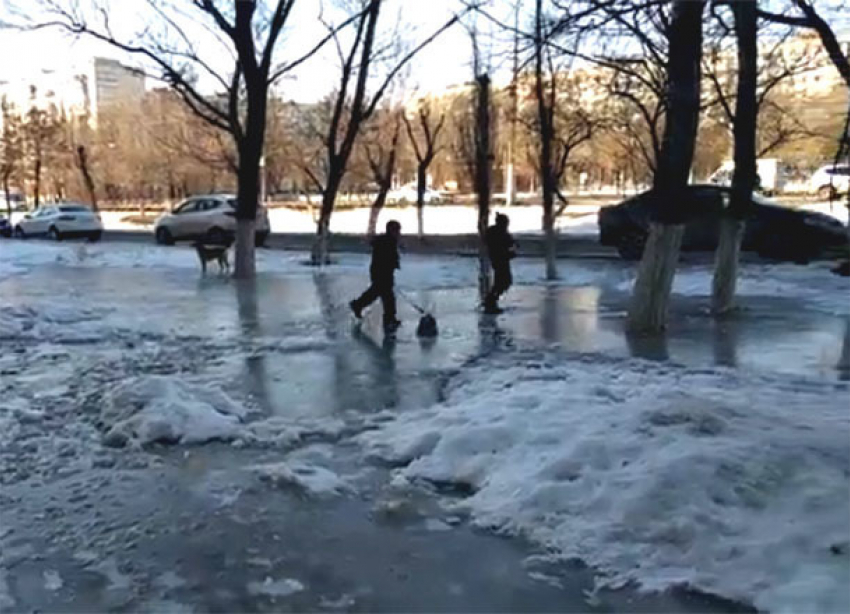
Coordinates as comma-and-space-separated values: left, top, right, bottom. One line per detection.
361, 352, 850, 612
101, 376, 248, 446
0, 570, 15, 611
252, 460, 350, 497
3, 236, 846, 314
0, 302, 112, 343
617, 261, 850, 315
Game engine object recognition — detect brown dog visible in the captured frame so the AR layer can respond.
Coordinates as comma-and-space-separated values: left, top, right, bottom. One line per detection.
194, 242, 230, 274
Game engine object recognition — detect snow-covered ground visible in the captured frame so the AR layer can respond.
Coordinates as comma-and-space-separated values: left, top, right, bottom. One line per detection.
10, 197, 846, 237
10, 204, 603, 236
361, 352, 850, 613
1, 238, 848, 612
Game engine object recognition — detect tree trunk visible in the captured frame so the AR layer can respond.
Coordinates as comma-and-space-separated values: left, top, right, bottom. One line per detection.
629, 223, 685, 332
505, 162, 515, 207
712, 0, 757, 315
416, 165, 427, 237
627, 0, 705, 333
3, 175, 11, 219
76, 145, 98, 213
235, 218, 256, 279
235, 139, 262, 280
712, 218, 745, 314
475, 74, 492, 302
368, 187, 388, 237
534, 0, 557, 280
312, 170, 342, 265
543, 207, 557, 280
34, 157, 41, 208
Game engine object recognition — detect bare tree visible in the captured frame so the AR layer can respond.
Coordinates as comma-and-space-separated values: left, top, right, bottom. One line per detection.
628, 0, 706, 332
75, 145, 98, 212
475, 72, 494, 302
21, 0, 356, 278
758, 0, 850, 219
757, 0, 850, 89
21, 99, 60, 208
1, 98, 23, 218
533, 0, 559, 280
402, 99, 446, 237
310, 0, 462, 264
711, 0, 758, 315
710, 0, 850, 312
363, 108, 403, 236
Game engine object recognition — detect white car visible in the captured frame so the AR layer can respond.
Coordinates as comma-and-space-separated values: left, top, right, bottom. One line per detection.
154, 194, 271, 246
810, 163, 850, 200
388, 184, 443, 204
14, 203, 102, 241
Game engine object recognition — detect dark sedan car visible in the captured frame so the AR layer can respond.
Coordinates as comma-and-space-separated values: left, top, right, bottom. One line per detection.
599, 185, 847, 262
0, 216, 11, 238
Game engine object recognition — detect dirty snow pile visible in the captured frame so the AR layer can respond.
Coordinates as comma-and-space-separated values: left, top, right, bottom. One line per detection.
362, 351, 850, 612
251, 460, 351, 497
101, 376, 249, 446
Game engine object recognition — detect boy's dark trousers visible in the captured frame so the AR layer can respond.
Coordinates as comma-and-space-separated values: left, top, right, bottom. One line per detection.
352, 274, 397, 324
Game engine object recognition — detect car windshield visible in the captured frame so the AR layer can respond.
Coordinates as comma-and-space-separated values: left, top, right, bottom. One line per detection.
58, 205, 90, 213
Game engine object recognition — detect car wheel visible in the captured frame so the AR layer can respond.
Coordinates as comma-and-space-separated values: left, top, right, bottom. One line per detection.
155, 227, 174, 245
88, 232, 102, 243
206, 227, 227, 245
255, 232, 268, 248
617, 229, 647, 261
14, 226, 25, 239
48, 226, 62, 241
818, 185, 836, 201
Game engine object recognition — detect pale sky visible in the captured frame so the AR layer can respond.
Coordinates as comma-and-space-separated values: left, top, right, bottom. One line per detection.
0, 0, 505, 103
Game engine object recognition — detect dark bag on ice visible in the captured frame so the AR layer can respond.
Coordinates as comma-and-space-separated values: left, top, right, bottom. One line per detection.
416, 314, 438, 338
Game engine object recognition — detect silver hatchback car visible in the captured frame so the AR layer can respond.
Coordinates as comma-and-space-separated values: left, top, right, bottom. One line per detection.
154, 195, 271, 246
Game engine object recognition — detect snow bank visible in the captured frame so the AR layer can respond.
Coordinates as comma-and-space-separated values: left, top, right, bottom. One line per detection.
101, 376, 248, 446
362, 352, 850, 612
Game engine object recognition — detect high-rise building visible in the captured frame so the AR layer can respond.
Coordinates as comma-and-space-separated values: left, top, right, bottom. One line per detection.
0, 57, 145, 124
91, 57, 145, 114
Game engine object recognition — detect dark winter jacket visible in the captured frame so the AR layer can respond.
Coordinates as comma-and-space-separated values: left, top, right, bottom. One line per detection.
370, 233, 400, 281
486, 225, 516, 266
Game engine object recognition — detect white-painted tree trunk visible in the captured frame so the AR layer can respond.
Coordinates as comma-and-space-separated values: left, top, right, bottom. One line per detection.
311, 224, 328, 265
234, 219, 256, 280
711, 218, 745, 315
543, 209, 557, 280
627, 223, 684, 333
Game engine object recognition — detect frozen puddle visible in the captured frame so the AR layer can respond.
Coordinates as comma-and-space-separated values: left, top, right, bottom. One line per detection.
362, 350, 850, 612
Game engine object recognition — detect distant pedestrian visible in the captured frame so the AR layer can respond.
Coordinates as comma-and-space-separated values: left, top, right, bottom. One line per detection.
484, 213, 516, 314
350, 220, 402, 331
